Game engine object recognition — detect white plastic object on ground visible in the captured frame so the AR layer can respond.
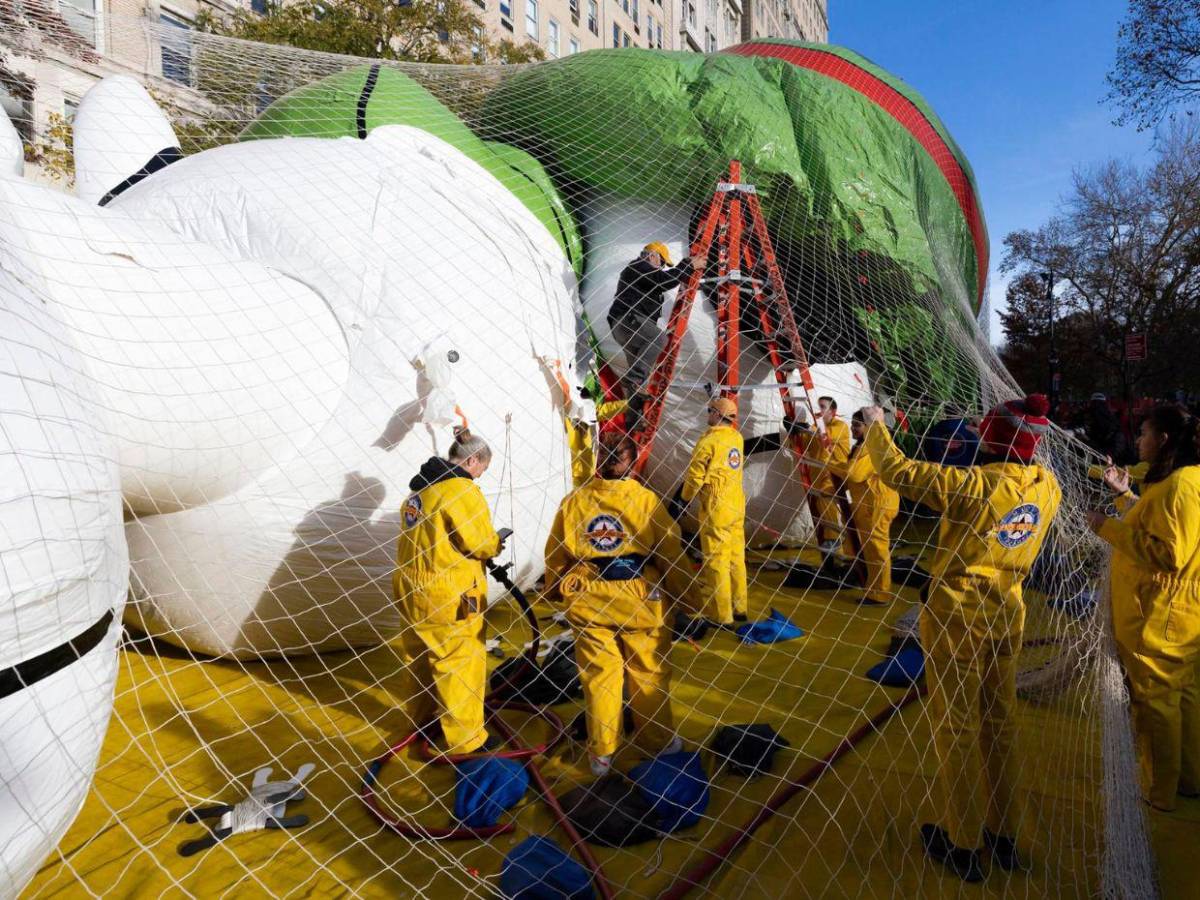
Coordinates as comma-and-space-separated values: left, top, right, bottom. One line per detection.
579, 196, 874, 543
72, 75, 179, 205
0, 262, 126, 897
104, 124, 576, 658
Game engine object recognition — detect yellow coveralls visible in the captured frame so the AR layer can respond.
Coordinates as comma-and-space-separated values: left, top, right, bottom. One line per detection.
394, 471, 501, 754
866, 422, 1062, 849
803, 417, 852, 548
544, 477, 693, 759
832, 444, 900, 603
1099, 467, 1200, 809
681, 423, 748, 624
564, 399, 629, 488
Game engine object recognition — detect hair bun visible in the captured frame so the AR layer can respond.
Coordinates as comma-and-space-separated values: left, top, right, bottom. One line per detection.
1024, 394, 1051, 417
452, 426, 471, 440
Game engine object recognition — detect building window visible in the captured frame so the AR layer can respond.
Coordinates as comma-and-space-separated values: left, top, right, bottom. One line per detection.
471, 24, 486, 61
568, 0, 579, 23
569, 36, 580, 54
160, 13, 193, 86
622, 30, 630, 46
656, 19, 663, 47
548, 17, 559, 56
525, 0, 538, 37
588, 0, 598, 34
251, 0, 268, 13
612, 21, 620, 46
705, 27, 716, 51
63, 97, 79, 122
621, 0, 628, 12
59, 0, 98, 47
686, 2, 696, 27
500, 0, 512, 17
631, 0, 638, 26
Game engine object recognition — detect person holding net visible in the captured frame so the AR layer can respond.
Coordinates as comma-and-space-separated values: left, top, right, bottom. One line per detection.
677, 395, 748, 625
830, 408, 899, 606
861, 394, 1061, 882
543, 433, 692, 776
796, 396, 853, 560
1089, 406, 1200, 812
393, 429, 506, 755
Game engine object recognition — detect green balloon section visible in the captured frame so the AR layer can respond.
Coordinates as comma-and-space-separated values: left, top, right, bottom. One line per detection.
239, 65, 584, 276
241, 50, 988, 409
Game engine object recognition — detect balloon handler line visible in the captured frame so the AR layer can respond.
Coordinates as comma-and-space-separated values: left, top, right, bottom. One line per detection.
658, 684, 926, 900
360, 557, 614, 898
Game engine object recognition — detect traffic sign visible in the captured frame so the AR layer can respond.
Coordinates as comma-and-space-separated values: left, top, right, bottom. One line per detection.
1125, 333, 1147, 362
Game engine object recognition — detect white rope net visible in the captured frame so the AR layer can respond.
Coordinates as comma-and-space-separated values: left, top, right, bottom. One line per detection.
0, 10, 1157, 899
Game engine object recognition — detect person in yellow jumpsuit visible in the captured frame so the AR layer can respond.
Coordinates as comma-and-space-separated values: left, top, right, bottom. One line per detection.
1089, 406, 1200, 811
862, 393, 1061, 881
800, 396, 852, 558
830, 409, 900, 606
544, 434, 693, 776
394, 430, 505, 755
679, 396, 748, 624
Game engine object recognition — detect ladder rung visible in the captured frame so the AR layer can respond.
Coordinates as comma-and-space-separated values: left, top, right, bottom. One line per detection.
670, 381, 811, 393
699, 271, 743, 285
716, 183, 758, 194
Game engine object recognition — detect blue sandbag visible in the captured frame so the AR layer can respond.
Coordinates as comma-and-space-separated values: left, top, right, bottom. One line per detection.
866, 644, 925, 687
454, 756, 528, 828
500, 836, 595, 899
629, 751, 709, 833
735, 609, 804, 644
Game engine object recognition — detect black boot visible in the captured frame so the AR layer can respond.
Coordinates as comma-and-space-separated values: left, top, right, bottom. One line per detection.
921, 823, 984, 883
983, 829, 1027, 872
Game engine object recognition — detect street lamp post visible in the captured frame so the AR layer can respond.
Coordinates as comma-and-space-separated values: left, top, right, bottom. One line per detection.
1042, 270, 1059, 415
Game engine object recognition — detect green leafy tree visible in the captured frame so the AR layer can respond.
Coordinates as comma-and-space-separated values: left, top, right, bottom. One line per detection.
1106, 0, 1200, 129
197, 0, 544, 65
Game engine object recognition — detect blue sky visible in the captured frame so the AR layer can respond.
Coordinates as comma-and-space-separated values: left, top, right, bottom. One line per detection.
832, 0, 1156, 344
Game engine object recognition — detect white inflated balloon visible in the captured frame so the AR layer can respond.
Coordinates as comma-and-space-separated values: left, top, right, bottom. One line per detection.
72, 75, 179, 205
580, 196, 874, 543
0, 177, 349, 515
0, 109, 22, 178
0, 245, 125, 895
109, 126, 577, 658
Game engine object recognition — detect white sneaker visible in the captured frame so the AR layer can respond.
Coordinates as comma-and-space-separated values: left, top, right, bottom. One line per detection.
819, 539, 840, 556
589, 755, 612, 777
662, 736, 684, 755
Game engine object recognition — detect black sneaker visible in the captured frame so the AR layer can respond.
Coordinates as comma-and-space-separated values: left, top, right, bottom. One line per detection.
855, 597, 887, 607
921, 823, 984, 883
984, 829, 1027, 872
733, 612, 749, 623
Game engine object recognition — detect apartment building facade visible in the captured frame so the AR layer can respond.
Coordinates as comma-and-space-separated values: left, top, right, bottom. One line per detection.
1, 0, 827, 177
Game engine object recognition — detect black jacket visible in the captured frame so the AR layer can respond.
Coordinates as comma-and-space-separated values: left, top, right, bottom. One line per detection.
608, 257, 694, 325
409, 457, 471, 491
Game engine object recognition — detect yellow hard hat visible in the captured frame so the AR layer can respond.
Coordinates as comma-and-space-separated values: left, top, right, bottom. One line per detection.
643, 242, 673, 266
708, 396, 737, 419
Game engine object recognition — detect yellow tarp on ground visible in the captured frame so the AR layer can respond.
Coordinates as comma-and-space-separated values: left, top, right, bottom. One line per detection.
24, 546, 1199, 898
